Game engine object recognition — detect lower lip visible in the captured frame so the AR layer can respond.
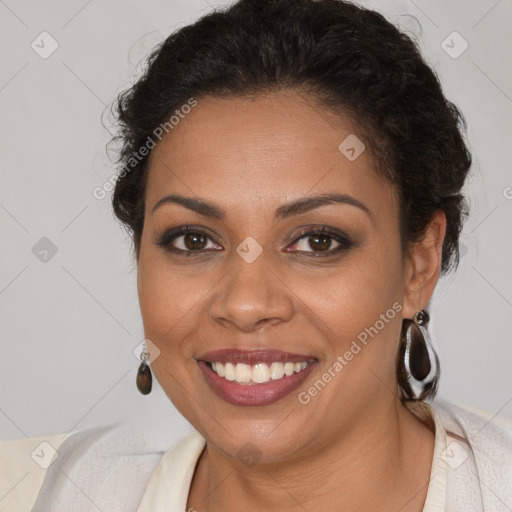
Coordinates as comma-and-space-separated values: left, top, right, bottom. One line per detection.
198, 360, 318, 406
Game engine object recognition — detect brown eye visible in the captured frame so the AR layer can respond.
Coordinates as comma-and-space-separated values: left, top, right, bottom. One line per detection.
307, 234, 333, 252
294, 233, 339, 253
156, 227, 223, 254
286, 227, 353, 256
183, 232, 207, 250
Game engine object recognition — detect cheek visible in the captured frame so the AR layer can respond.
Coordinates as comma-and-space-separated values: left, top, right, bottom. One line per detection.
137, 256, 209, 416
293, 245, 404, 381
298, 281, 403, 416
136, 261, 203, 397
302, 271, 401, 356
295, 240, 402, 326
137, 251, 206, 339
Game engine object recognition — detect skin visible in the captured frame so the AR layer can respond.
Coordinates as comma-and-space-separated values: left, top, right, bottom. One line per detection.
136, 90, 446, 511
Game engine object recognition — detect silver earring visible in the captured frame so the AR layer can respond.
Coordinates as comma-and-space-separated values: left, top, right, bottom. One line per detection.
398, 309, 440, 401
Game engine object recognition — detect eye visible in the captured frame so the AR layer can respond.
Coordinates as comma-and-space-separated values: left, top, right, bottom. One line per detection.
156, 226, 222, 255
286, 227, 352, 255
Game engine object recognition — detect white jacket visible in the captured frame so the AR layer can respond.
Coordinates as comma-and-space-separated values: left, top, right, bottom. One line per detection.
1, 398, 511, 511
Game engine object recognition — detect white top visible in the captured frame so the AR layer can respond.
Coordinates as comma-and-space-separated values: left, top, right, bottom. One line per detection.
1, 398, 511, 512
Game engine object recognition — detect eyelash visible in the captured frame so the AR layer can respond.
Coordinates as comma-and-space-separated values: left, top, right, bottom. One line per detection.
155, 225, 353, 258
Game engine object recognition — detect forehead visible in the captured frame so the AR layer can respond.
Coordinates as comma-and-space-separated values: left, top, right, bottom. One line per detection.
144, 91, 396, 219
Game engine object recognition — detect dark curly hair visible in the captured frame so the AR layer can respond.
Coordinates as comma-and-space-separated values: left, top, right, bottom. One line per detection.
110, 0, 472, 401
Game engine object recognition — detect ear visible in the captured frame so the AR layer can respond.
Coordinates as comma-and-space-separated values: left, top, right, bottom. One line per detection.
402, 210, 447, 319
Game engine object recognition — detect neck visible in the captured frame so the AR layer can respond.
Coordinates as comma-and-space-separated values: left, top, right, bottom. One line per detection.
187, 399, 435, 512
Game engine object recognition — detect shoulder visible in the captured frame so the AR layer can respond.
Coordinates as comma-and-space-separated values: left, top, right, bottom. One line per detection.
0, 419, 180, 512
428, 397, 512, 508
0, 431, 72, 512
136, 429, 206, 509
429, 396, 512, 445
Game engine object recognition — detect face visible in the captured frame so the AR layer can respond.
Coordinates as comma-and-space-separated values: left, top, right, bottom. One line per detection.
137, 90, 415, 464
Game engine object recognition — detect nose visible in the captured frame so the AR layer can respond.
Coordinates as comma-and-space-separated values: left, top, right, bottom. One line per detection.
209, 250, 294, 333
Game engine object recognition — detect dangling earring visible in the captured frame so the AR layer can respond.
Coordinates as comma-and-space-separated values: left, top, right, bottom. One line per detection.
398, 309, 440, 402
136, 344, 152, 395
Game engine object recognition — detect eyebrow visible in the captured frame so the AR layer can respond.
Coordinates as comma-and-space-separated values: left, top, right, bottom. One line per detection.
151, 192, 371, 220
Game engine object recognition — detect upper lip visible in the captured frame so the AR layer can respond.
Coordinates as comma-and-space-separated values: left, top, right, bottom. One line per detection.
197, 348, 317, 364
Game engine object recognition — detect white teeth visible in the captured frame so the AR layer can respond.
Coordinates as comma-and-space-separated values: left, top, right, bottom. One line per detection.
235, 363, 252, 383
252, 363, 271, 383
224, 362, 236, 381
216, 361, 225, 377
209, 361, 312, 384
284, 362, 295, 376
269, 362, 285, 380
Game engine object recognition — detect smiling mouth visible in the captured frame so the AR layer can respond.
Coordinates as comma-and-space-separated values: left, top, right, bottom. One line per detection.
198, 358, 318, 406
196, 348, 319, 405
205, 360, 315, 385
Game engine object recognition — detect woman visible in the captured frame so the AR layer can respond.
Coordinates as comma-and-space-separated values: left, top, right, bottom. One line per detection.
2, 0, 511, 510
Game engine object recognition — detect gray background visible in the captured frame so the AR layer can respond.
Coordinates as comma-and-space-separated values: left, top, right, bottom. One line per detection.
1, 0, 511, 441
